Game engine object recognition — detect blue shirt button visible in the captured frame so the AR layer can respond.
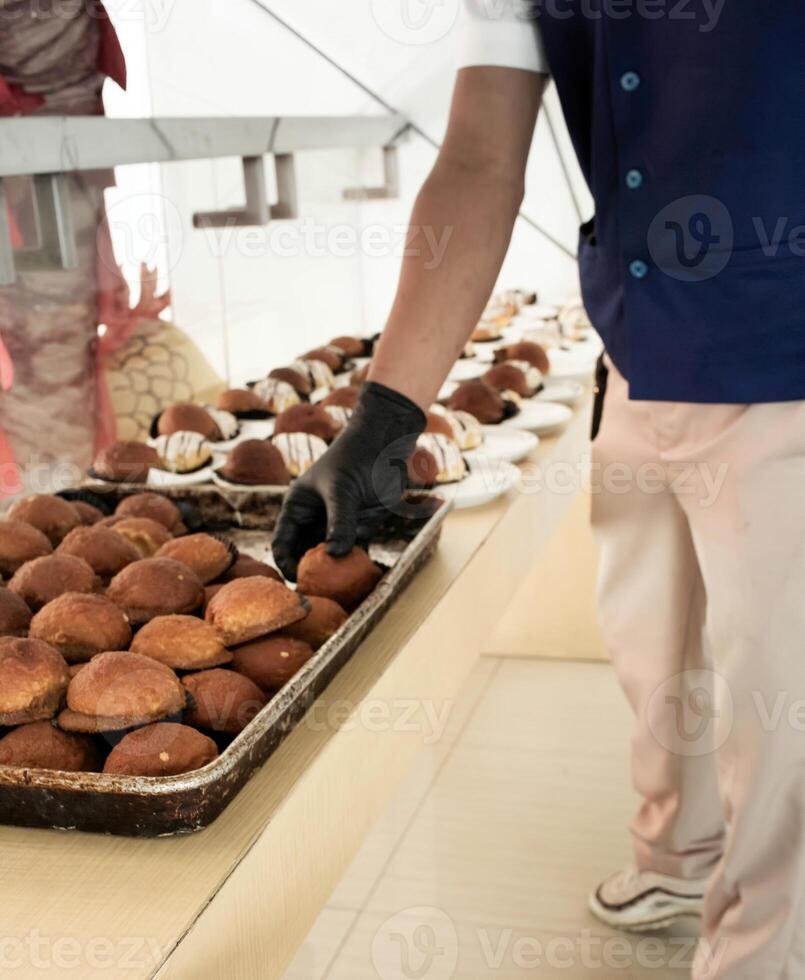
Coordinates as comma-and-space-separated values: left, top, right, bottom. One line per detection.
620, 71, 641, 92
625, 169, 643, 189
629, 260, 649, 279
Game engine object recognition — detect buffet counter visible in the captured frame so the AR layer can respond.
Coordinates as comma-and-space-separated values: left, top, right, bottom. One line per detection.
0, 394, 591, 980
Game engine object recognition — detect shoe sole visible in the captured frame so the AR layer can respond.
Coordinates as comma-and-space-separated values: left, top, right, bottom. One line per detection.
588, 893, 702, 933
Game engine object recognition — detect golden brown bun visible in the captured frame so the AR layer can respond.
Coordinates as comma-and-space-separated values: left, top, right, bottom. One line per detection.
231, 635, 315, 691
29, 593, 132, 664
0, 519, 53, 577
57, 525, 140, 581
155, 534, 235, 585
493, 340, 550, 374
106, 558, 204, 625
268, 367, 311, 396
0, 720, 100, 772
92, 441, 162, 483
131, 615, 231, 670
296, 544, 382, 610
221, 554, 283, 584
217, 388, 266, 414
284, 595, 347, 650
272, 404, 340, 444
482, 362, 532, 397
218, 440, 290, 487
302, 346, 345, 372
114, 492, 184, 532
102, 723, 217, 776
8, 555, 98, 611
158, 403, 221, 441
205, 577, 307, 645
182, 669, 265, 733
106, 516, 173, 558
0, 637, 70, 725
59, 651, 185, 733
407, 447, 438, 489
203, 583, 225, 612
446, 381, 505, 424
71, 501, 105, 526
68, 662, 86, 680
0, 587, 33, 638
329, 336, 365, 358
7, 495, 81, 545
321, 386, 360, 409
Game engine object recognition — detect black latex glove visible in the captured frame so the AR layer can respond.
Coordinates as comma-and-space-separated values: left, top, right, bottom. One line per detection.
272, 381, 426, 581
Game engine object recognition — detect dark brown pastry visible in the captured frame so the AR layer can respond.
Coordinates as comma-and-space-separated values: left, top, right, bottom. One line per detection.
182, 669, 265, 733
329, 336, 366, 358
424, 411, 455, 441
321, 386, 360, 410
103, 722, 217, 777
71, 501, 105, 526
285, 595, 347, 650
407, 446, 439, 489
302, 345, 346, 372
131, 615, 231, 670
107, 516, 173, 558
155, 534, 235, 585
92, 441, 162, 483
350, 362, 371, 385
106, 558, 204, 625
231, 635, 315, 691
0, 519, 53, 576
0, 587, 33, 637
7, 494, 81, 545
217, 440, 290, 487
482, 362, 527, 397
493, 340, 550, 374
115, 492, 184, 533
446, 380, 506, 424
0, 638, 70, 725
157, 403, 221, 441
8, 555, 98, 611
30, 593, 132, 663
0, 720, 100, 772
273, 404, 340, 444
57, 525, 140, 581
296, 544, 382, 610
58, 651, 186, 733
221, 554, 283, 583
268, 366, 312, 397
217, 388, 267, 415
205, 577, 308, 645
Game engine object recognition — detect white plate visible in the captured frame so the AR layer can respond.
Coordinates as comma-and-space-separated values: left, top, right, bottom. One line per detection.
534, 380, 586, 407
431, 458, 520, 510
468, 428, 538, 464
211, 471, 289, 493
147, 466, 214, 488
546, 347, 598, 382
237, 418, 275, 439
448, 359, 486, 382
501, 400, 573, 435
515, 303, 560, 321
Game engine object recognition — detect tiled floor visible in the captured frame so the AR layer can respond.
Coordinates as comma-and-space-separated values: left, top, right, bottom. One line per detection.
282, 658, 700, 979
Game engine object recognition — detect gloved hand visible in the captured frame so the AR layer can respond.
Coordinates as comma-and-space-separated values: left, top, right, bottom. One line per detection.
272, 381, 426, 580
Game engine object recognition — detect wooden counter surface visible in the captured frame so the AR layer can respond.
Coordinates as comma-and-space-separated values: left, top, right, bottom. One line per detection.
0, 396, 591, 980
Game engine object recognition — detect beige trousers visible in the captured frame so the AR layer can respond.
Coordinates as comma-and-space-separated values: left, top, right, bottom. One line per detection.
591, 363, 805, 979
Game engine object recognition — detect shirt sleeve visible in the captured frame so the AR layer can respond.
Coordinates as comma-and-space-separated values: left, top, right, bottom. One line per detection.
457, 0, 549, 74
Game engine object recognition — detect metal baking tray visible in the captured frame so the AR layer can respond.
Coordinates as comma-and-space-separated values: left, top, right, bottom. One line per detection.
0, 484, 448, 836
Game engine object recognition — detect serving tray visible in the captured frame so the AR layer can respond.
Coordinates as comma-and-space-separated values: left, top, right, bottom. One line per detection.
0, 484, 448, 836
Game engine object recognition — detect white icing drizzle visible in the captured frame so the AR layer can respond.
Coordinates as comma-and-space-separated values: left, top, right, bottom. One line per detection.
505, 359, 543, 393
272, 432, 328, 477
153, 431, 212, 473
203, 405, 240, 439
415, 433, 467, 484
252, 378, 301, 413
290, 358, 336, 392
323, 405, 352, 428
431, 406, 483, 451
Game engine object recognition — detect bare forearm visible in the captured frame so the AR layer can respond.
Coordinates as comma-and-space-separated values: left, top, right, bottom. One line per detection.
368, 67, 545, 411
369, 161, 524, 409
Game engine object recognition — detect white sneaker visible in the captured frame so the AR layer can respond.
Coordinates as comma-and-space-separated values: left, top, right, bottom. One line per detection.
589, 867, 707, 932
